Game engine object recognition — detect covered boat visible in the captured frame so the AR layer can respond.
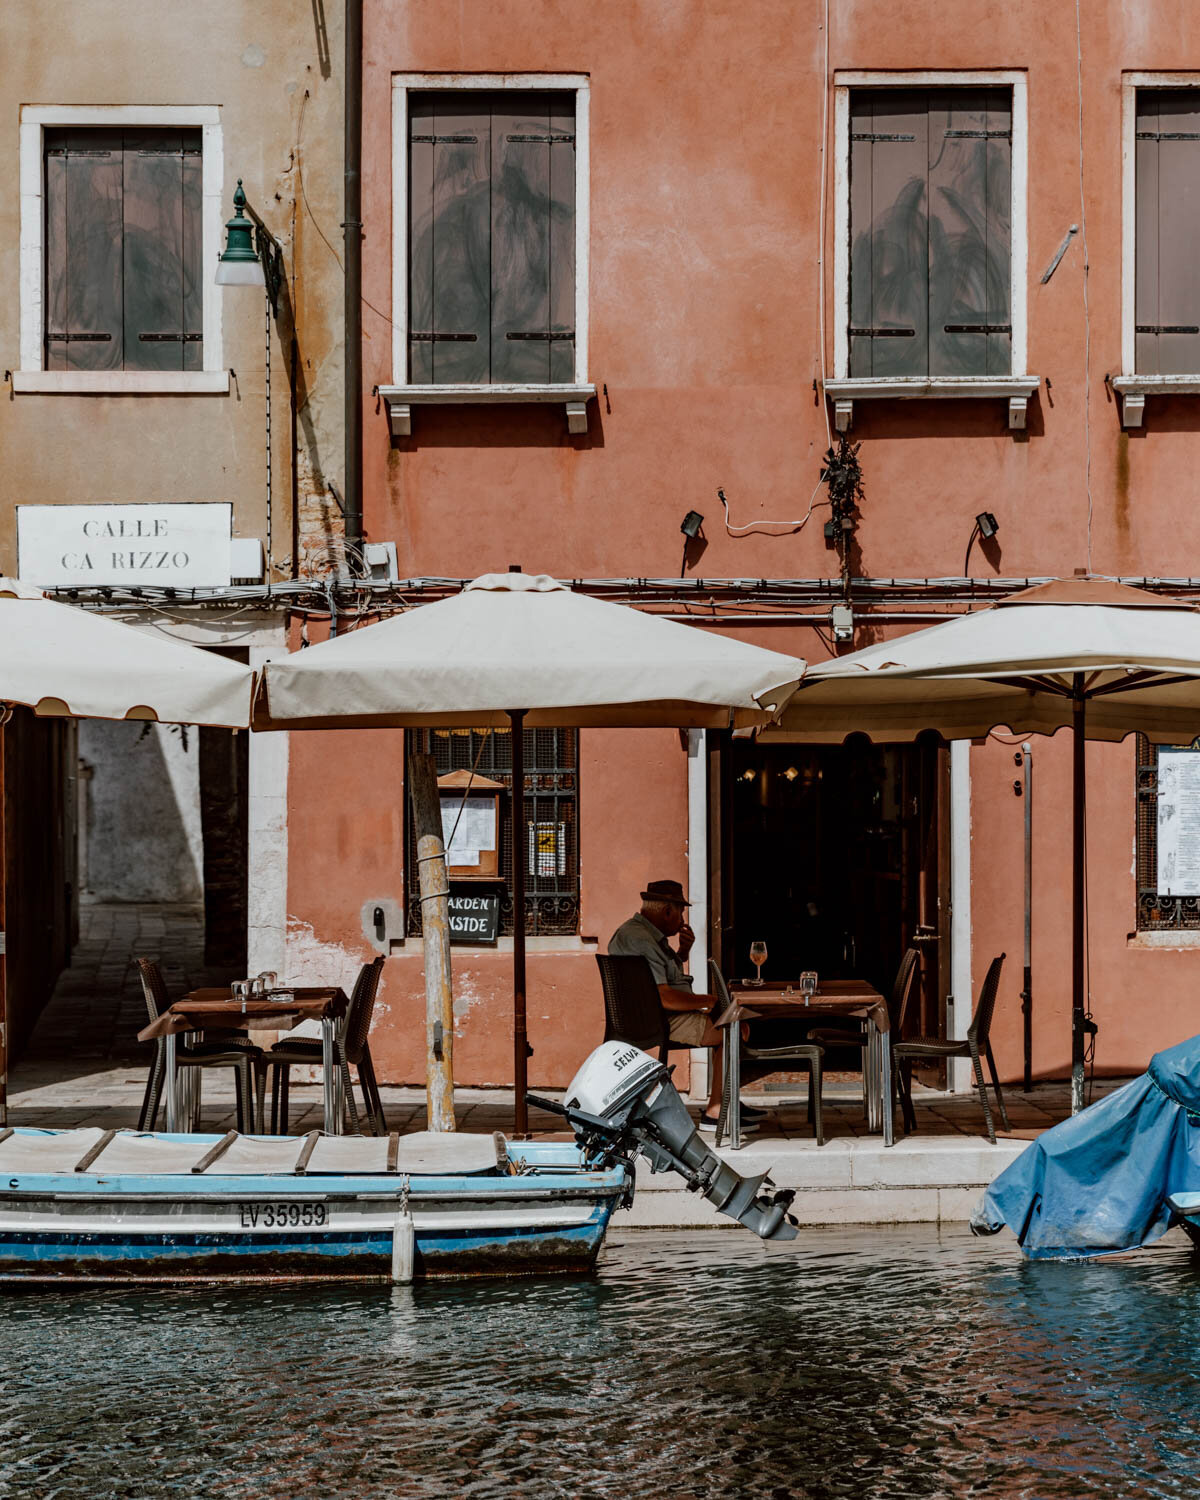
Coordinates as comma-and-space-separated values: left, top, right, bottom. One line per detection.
971, 1034, 1200, 1259
0, 1127, 628, 1281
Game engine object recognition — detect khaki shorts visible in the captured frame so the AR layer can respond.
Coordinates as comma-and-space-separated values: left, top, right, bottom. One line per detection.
667, 1009, 711, 1046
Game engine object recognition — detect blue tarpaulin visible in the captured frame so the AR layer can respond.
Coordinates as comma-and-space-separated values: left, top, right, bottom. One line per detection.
972, 1034, 1200, 1259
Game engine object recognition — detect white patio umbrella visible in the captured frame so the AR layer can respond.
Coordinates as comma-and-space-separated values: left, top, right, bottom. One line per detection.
767, 578, 1200, 1110
258, 571, 805, 1131
0, 577, 254, 728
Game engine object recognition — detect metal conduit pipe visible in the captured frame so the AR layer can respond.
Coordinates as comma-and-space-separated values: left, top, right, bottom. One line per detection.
343, 0, 364, 557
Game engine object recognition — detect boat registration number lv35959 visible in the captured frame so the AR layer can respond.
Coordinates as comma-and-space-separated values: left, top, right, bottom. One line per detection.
238, 1202, 328, 1229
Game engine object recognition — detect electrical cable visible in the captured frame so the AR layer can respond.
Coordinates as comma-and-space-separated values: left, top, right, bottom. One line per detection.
718, 478, 828, 537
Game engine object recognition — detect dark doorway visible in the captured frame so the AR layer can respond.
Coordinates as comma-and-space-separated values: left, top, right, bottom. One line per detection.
713, 734, 947, 1044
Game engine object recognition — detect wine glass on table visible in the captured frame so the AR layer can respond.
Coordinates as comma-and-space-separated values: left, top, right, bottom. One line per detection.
748, 941, 768, 987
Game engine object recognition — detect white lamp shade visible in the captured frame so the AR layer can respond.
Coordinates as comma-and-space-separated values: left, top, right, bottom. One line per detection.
215, 257, 266, 288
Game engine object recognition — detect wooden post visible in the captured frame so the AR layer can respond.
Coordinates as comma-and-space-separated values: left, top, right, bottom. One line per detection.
407, 752, 455, 1132
510, 710, 529, 1138
0, 718, 6, 1127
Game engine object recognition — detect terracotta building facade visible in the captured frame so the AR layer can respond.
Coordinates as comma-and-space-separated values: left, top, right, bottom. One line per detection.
279, 0, 1200, 1095
10, 2, 1200, 1100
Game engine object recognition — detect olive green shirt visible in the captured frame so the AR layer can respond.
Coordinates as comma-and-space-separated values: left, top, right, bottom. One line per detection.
607, 912, 694, 992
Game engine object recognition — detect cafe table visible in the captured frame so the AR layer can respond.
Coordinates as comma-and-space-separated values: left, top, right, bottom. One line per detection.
137, 987, 349, 1135
720, 979, 893, 1148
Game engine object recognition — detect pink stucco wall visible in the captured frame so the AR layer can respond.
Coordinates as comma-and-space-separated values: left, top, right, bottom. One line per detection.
283, 2, 1200, 1086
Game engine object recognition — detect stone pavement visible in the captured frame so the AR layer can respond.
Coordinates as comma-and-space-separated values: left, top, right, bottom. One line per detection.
25, 901, 238, 1061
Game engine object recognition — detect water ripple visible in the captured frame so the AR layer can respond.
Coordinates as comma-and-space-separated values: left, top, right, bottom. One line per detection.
0, 1227, 1198, 1497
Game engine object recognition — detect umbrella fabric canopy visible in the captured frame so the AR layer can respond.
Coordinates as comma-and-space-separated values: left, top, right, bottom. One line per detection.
767, 578, 1200, 1111
0, 577, 254, 728
971, 1033, 1200, 1259
259, 572, 807, 1131
258, 572, 802, 729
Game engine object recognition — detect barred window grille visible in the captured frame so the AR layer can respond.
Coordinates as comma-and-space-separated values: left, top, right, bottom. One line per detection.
1135, 734, 1200, 930
406, 726, 579, 937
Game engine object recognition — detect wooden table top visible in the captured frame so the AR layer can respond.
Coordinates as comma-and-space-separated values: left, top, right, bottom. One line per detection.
721, 979, 889, 1031
137, 986, 348, 1043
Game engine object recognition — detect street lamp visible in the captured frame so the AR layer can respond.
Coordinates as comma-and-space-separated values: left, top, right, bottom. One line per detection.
216, 179, 285, 578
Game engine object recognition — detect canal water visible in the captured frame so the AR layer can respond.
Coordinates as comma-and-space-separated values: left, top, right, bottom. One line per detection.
0, 1226, 1196, 1498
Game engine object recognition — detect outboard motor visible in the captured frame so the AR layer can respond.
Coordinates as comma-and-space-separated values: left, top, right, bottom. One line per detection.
529, 1042, 797, 1241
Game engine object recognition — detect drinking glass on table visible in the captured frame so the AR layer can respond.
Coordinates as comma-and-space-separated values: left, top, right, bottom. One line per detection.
232, 979, 250, 1014
748, 941, 768, 986
258, 970, 278, 995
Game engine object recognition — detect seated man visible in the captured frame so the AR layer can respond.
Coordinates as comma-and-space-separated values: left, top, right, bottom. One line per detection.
608, 879, 762, 1133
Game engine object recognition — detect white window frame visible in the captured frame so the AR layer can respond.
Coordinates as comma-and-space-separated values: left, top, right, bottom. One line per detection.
16, 104, 228, 395
825, 70, 1036, 432
381, 73, 594, 436
1113, 73, 1200, 427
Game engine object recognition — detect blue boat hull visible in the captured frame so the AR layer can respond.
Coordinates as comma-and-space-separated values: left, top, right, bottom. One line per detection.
0, 1131, 628, 1282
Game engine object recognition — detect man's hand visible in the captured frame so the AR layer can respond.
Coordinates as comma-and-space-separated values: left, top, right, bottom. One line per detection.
675, 923, 696, 959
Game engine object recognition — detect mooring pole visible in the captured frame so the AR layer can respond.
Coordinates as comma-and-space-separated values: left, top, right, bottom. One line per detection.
510, 710, 530, 1138
407, 752, 455, 1131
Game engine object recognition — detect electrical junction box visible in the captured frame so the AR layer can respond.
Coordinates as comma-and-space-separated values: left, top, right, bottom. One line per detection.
230, 537, 264, 582
364, 541, 398, 582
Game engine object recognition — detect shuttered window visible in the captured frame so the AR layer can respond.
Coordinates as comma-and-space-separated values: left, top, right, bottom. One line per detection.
1135, 90, 1200, 375
408, 92, 576, 385
44, 128, 203, 372
848, 89, 1012, 378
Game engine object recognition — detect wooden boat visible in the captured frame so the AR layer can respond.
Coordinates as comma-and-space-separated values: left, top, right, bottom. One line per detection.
1166, 1191, 1200, 1248
0, 1127, 630, 1283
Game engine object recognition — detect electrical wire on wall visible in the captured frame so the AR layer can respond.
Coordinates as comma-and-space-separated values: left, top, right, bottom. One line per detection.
717, 479, 829, 537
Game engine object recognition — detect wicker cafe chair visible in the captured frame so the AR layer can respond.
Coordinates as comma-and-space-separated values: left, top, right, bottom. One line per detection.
596, 953, 696, 1063
893, 953, 1011, 1145
709, 959, 825, 1147
266, 957, 386, 1136
806, 946, 921, 1119
135, 958, 263, 1134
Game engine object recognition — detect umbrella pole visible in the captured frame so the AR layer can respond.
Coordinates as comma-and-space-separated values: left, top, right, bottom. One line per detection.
1071, 677, 1086, 1114
510, 710, 529, 1138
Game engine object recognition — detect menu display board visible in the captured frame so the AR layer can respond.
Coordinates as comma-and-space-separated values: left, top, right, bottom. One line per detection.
1157, 749, 1200, 896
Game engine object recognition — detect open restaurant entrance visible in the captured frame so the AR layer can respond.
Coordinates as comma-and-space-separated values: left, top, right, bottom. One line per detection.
709, 732, 950, 1063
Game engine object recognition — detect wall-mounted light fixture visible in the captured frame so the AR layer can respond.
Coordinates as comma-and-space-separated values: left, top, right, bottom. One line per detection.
679, 510, 705, 578
964, 511, 1001, 575
215, 179, 286, 578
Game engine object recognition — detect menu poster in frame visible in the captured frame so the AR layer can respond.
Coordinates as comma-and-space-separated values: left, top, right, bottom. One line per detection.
1156, 748, 1200, 896
436, 770, 505, 881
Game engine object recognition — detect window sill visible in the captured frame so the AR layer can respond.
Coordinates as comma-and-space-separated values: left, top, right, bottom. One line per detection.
11, 370, 230, 396
1127, 929, 1200, 950
823, 375, 1041, 432
1110, 375, 1200, 428
379, 382, 596, 437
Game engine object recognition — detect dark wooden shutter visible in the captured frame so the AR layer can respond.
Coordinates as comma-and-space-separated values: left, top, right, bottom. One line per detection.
849, 92, 928, 378
45, 127, 202, 373
123, 130, 202, 372
409, 91, 575, 384
1136, 89, 1200, 376
849, 89, 1011, 378
409, 96, 492, 384
928, 89, 1011, 376
491, 92, 576, 384
44, 129, 123, 371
